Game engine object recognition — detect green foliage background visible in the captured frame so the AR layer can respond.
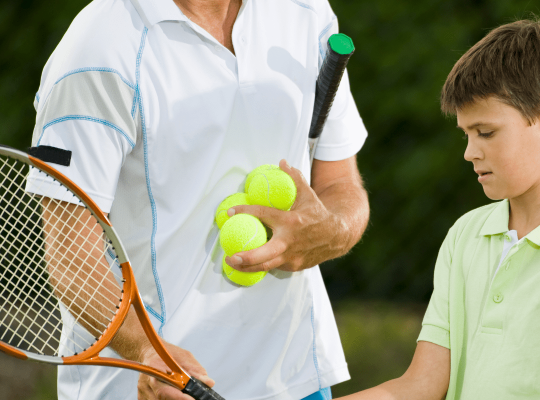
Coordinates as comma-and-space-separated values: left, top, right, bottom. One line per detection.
3, 0, 538, 303
0, 1, 539, 397
1, 0, 538, 302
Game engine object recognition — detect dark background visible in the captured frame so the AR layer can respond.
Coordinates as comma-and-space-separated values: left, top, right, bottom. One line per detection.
0, 0, 538, 398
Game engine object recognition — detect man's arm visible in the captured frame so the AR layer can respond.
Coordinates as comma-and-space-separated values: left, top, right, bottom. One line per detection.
225, 156, 369, 271
340, 341, 450, 400
41, 199, 213, 400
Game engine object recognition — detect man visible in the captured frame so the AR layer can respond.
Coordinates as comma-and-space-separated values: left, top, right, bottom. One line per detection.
31, 0, 369, 399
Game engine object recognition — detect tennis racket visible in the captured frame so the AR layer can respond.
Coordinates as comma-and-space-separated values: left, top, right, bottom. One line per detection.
0, 145, 224, 400
309, 33, 355, 165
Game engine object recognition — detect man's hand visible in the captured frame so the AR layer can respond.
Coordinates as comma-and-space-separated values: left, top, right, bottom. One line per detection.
225, 157, 369, 272
137, 341, 215, 400
110, 308, 214, 400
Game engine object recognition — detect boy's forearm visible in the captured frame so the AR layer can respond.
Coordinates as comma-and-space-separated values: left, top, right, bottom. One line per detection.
339, 375, 446, 400
339, 342, 450, 400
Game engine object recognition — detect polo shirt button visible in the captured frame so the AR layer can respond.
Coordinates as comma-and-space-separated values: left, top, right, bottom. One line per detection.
493, 293, 504, 303
504, 234, 511, 241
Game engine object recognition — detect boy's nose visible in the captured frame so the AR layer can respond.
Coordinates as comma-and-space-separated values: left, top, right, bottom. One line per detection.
464, 139, 482, 162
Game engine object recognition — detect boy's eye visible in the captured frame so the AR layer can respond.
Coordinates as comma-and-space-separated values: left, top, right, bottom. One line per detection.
478, 131, 494, 138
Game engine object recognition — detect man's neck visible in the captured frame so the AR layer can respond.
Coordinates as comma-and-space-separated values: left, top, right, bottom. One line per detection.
173, 0, 241, 53
174, 0, 237, 18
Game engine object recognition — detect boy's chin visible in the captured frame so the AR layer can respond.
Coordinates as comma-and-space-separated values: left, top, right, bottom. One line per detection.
481, 186, 505, 201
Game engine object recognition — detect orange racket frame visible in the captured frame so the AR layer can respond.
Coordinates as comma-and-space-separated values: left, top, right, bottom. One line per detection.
0, 147, 191, 390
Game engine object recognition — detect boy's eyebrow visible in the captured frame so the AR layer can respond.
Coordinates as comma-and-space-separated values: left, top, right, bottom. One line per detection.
457, 122, 494, 130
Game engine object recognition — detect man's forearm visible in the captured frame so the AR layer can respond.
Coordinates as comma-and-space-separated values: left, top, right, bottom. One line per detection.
311, 156, 370, 258
316, 176, 369, 256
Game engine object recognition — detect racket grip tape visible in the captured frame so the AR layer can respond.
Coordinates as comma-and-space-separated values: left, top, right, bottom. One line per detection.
309, 33, 355, 141
182, 377, 226, 400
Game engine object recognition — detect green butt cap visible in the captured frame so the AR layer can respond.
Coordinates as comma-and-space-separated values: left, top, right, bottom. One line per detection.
328, 33, 355, 55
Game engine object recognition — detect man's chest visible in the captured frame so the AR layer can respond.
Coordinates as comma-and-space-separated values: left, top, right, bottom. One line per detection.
136, 4, 321, 157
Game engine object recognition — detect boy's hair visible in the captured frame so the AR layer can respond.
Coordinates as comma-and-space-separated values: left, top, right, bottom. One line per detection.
441, 18, 540, 123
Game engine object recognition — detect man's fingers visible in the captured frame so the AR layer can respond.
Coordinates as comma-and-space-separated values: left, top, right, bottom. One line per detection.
226, 238, 287, 270
228, 204, 283, 227
191, 374, 216, 389
151, 379, 192, 400
278, 159, 311, 200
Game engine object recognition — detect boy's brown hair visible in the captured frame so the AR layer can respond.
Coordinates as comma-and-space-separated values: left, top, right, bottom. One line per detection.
441, 18, 540, 123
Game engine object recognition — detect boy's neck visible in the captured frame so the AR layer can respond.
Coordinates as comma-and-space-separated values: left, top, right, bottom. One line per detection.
508, 186, 540, 239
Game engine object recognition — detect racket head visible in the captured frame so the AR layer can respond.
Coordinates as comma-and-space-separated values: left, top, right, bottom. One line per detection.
0, 145, 131, 364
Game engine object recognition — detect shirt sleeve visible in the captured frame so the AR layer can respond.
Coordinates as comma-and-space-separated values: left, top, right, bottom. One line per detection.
314, 2, 368, 161
28, 69, 138, 213
417, 225, 457, 349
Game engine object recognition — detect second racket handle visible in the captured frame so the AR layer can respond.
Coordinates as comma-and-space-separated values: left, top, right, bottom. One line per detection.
182, 377, 226, 400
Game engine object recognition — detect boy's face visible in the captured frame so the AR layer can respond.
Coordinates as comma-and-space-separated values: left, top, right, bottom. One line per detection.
457, 97, 540, 201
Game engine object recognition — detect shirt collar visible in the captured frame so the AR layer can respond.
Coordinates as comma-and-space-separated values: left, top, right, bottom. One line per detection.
479, 199, 540, 247
131, 0, 188, 26
526, 224, 540, 247
479, 200, 509, 237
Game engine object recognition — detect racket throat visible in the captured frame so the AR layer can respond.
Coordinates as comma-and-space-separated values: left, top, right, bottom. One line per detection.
308, 137, 320, 165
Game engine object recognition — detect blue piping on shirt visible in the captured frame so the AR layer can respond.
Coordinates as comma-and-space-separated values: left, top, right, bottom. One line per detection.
40, 67, 136, 110
145, 305, 164, 322
53, 67, 136, 90
37, 115, 135, 149
311, 302, 322, 389
136, 26, 167, 336
318, 17, 337, 61
288, 0, 316, 12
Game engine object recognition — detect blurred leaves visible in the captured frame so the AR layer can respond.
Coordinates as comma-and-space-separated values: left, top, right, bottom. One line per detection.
322, 0, 540, 302
1, 0, 539, 302
332, 301, 425, 395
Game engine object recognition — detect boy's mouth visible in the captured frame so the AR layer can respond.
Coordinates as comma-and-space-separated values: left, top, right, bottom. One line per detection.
475, 170, 492, 182
475, 169, 492, 176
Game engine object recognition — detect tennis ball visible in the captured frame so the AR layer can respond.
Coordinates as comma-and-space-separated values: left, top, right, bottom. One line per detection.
244, 164, 279, 192
215, 193, 249, 229
222, 255, 267, 286
220, 214, 267, 256
247, 169, 297, 210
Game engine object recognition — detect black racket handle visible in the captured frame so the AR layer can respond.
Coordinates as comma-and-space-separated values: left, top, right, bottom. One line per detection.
308, 33, 355, 163
182, 377, 226, 400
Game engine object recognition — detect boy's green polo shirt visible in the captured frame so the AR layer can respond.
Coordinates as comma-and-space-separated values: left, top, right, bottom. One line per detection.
418, 200, 540, 399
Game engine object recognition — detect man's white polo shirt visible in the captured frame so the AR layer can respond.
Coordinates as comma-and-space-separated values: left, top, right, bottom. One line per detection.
31, 0, 367, 399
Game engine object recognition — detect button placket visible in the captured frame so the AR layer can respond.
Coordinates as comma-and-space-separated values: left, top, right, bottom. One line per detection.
480, 246, 523, 333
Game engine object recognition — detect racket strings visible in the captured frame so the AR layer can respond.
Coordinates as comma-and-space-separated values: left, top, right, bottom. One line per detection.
1, 170, 117, 328
0, 155, 124, 357
0, 238, 105, 355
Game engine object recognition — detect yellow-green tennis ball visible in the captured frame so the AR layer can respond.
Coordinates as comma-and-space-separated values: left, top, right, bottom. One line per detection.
247, 169, 297, 210
245, 164, 279, 192
222, 255, 267, 286
215, 193, 249, 229
220, 214, 267, 256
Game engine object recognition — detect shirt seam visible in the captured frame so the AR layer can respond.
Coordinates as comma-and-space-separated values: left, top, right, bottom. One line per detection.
37, 115, 136, 149
40, 67, 136, 110
318, 16, 337, 61
136, 26, 167, 335
311, 302, 322, 390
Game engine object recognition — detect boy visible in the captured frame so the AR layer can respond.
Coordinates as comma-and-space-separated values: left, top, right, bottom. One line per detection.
341, 19, 540, 400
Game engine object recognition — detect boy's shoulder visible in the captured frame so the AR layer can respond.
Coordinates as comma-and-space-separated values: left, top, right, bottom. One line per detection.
449, 200, 507, 245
